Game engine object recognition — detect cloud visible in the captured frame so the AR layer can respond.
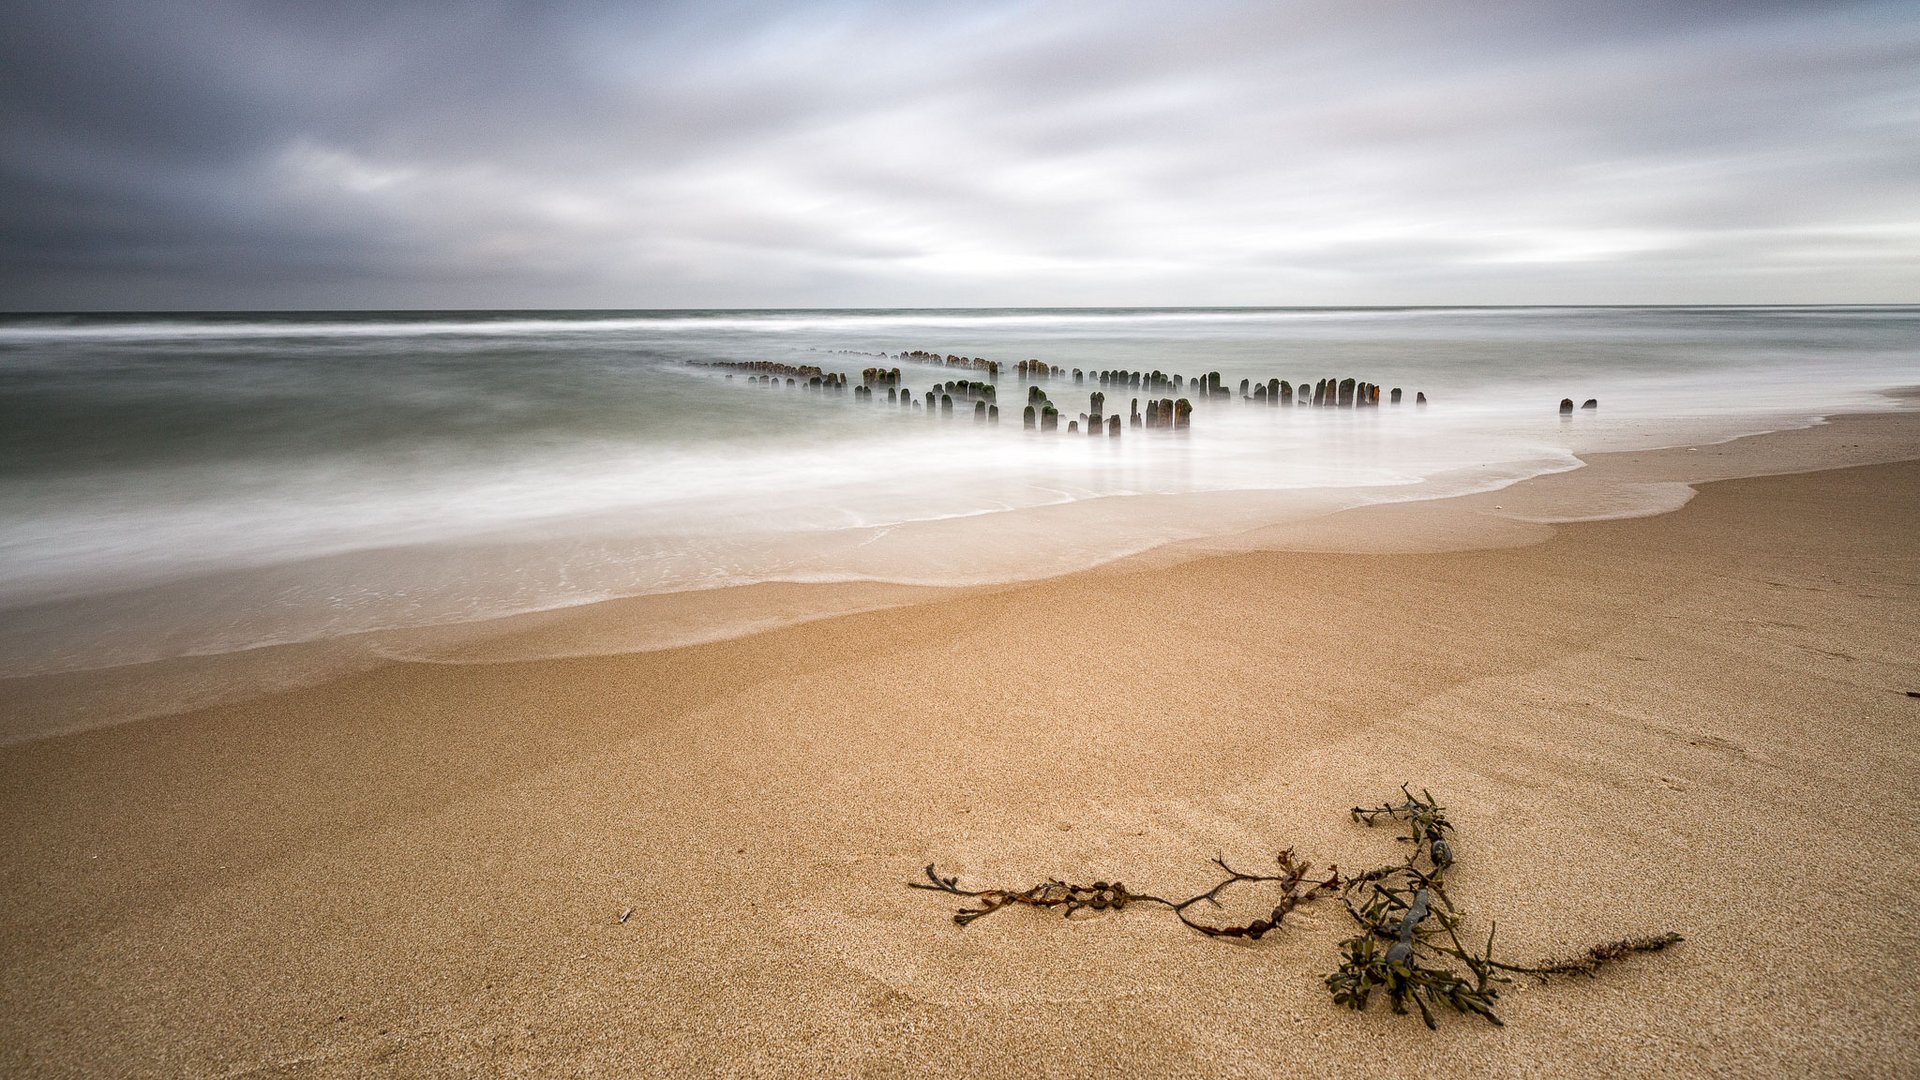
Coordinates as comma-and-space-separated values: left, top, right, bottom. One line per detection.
1, 0, 1915, 308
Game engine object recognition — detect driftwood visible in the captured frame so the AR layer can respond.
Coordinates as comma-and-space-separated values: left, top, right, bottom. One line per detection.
910, 785, 1681, 1028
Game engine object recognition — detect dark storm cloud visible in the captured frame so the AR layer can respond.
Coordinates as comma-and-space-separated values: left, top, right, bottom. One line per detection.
1, 0, 1915, 308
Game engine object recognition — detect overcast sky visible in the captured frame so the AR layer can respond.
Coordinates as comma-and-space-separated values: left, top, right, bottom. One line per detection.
2, 0, 1916, 310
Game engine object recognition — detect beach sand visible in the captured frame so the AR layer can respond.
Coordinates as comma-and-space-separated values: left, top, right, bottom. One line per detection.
2, 409, 1917, 1078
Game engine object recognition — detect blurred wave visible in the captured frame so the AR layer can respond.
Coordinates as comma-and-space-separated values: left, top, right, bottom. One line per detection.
0, 305, 1913, 676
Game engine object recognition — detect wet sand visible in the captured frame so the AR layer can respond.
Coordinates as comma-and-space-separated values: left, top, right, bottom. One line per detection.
2, 409, 1917, 1077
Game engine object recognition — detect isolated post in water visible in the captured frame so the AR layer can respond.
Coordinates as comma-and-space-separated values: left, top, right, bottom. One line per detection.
1560, 398, 1575, 415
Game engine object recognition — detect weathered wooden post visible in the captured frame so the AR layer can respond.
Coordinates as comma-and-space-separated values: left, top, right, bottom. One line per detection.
1174, 398, 1192, 429
1339, 378, 1356, 407
1582, 399, 1597, 410
1024, 404, 1037, 429
1416, 392, 1427, 407
1390, 387, 1402, 405
974, 400, 987, 422
1108, 415, 1120, 437
1559, 398, 1574, 415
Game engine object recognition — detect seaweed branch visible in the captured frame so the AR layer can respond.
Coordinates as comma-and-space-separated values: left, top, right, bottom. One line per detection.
909, 784, 1682, 1028
910, 847, 1346, 937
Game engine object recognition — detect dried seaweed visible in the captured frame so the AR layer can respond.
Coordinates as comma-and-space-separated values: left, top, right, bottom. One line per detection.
910, 848, 1347, 937
909, 784, 1682, 1028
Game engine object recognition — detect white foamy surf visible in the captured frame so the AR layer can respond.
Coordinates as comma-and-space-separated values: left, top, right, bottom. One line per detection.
0, 305, 1912, 681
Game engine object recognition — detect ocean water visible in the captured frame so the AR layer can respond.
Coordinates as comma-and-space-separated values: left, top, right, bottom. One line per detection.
0, 305, 1914, 680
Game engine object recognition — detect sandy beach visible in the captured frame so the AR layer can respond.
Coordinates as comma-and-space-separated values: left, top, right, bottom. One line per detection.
2, 407, 1917, 1078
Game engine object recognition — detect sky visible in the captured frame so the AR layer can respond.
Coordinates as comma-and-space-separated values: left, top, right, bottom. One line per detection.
1, 0, 1916, 310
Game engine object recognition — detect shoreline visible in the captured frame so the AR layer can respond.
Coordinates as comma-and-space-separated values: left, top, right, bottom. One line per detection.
0, 407, 1916, 1075
5, 396, 1914, 745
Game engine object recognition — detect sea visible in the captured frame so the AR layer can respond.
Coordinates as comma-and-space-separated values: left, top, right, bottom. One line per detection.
1, 306, 1914, 687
